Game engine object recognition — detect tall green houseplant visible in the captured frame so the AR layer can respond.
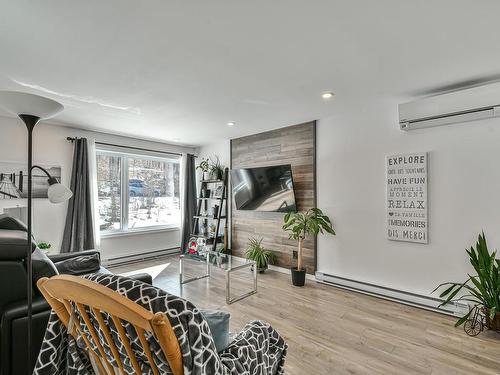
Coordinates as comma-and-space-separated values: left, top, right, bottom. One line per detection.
282, 208, 335, 286
434, 232, 500, 330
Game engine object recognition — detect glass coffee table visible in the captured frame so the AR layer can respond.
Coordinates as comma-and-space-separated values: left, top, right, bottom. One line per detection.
179, 251, 257, 304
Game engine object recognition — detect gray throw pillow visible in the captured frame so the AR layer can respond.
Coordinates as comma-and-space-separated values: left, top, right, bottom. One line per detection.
54, 253, 101, 275
32, 247, 59, 286
200, 309, 230, 352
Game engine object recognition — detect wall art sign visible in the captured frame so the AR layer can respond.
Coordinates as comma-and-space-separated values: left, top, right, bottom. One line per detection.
386, 152, 428, 244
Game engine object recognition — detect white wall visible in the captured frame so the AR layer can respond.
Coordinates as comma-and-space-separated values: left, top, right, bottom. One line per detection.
317, 100, 500, 298
197, 140, 231, 168
0, 115, 196, 261
200, 104, 500, 299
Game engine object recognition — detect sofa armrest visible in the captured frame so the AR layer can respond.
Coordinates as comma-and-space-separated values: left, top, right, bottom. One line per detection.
1, 295, 50, 322
48, 250, 101, 263
0, 296, 51, 375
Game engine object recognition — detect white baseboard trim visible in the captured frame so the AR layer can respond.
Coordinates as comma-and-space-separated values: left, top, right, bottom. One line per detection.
268, 264, 316, 281
315, 271, 469, 317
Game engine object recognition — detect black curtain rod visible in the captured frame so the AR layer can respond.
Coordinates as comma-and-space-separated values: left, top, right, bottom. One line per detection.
66, 137, 194, 158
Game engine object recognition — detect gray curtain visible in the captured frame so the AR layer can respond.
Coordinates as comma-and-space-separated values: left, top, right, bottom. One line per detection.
61, 138, 95, 253
181, 153, 197, 253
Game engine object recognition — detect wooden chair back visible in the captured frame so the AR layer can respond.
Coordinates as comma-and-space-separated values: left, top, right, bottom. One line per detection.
37, 275, 184, 375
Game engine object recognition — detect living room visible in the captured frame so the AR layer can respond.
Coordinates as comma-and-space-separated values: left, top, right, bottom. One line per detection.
1, 1, 500, 375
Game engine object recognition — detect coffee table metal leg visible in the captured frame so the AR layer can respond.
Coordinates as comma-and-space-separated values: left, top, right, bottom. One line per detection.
226, 263, 258, 304
179, 254, 211, 285
253, 262, 257, 292
179, 255, 184, 284
207, 251, 210, 277
226, 269, 231, 304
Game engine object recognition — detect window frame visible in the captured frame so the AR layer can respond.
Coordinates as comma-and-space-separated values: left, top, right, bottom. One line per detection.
96, 147, 181, 237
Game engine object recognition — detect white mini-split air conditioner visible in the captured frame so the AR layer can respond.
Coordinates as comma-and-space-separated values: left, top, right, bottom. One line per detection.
399, 82, 500, 130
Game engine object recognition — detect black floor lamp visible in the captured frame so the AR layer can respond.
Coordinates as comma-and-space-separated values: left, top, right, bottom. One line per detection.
0, 91, 72, 373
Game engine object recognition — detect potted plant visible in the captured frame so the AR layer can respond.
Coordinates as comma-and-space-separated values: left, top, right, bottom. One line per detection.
209, 155, 224, 180
37, 242, 52, 254
197, 158, 210, 180
245, 237, 277, 273
434, 232, 500, 330
283, 208, 335, 286
37, 242, 51, 250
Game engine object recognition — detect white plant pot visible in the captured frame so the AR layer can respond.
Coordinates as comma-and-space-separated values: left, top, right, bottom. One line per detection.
203, 171, 210, 180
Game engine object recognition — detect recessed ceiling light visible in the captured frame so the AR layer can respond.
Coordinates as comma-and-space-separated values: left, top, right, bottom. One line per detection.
227, 121, 236, 126
322, 92, 334, 99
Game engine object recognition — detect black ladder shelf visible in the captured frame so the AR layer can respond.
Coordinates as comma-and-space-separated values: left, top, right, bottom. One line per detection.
191, 167, 229, 253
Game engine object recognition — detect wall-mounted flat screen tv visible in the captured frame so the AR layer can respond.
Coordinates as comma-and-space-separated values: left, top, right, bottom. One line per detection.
230, 164, 297, 212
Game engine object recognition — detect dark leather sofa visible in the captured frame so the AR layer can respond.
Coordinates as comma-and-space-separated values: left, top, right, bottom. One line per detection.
0, 215, 152, 375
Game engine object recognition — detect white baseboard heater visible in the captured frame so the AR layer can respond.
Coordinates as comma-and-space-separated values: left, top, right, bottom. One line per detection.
103, 247, 180, 267
315, 272, 469, 317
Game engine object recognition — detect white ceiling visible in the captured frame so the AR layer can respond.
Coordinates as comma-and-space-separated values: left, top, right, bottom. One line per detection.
1, 0, 500, 146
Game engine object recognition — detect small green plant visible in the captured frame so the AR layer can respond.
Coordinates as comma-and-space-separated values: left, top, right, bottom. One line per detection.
283, 208, 335, 271
196, 158, 210, 173
245, 237, 277, 271
433, 232, 500, 327
37, 242, 52, 250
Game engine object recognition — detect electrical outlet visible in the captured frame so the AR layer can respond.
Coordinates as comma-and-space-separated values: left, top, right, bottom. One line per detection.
292, 250, 298, 259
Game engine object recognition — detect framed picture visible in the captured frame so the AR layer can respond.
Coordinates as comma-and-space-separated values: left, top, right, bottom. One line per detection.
0, 161, 62, 200
213, 184, 224, 198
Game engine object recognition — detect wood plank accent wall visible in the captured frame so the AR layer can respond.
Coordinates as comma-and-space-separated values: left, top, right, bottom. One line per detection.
230, 121, 317, 274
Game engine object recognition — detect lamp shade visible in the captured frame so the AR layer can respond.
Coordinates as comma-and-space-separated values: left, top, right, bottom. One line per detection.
0, 91, 63, 119
47, 183, 73, 204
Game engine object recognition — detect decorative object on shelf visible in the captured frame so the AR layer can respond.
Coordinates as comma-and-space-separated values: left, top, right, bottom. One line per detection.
386, 152, 428, 244
197, 157, 210, 180
245, 237, 277, 273
433, 232, 500, 335
187, 236, 207, 255
212, 204, 219, 218
187, 168, 229, 254
0, 90, 71, 374
201, 187, 211, 198
213, 184, 224, 198
209, 155, 224, 180
197, 237, 208, 254
283, 208, 335, 286
187, 236, 198, 255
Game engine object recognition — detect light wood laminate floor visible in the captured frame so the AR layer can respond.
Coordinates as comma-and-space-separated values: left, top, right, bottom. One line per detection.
110, 255, 500, 375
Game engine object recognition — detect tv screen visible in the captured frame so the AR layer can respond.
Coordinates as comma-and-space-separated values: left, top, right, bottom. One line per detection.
230, 165, 297, 212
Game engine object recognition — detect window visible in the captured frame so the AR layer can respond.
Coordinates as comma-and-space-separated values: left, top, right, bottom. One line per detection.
96, 149, 180, 234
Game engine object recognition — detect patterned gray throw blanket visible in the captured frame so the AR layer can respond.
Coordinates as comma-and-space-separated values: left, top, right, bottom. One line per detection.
33, 274, 287, 375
